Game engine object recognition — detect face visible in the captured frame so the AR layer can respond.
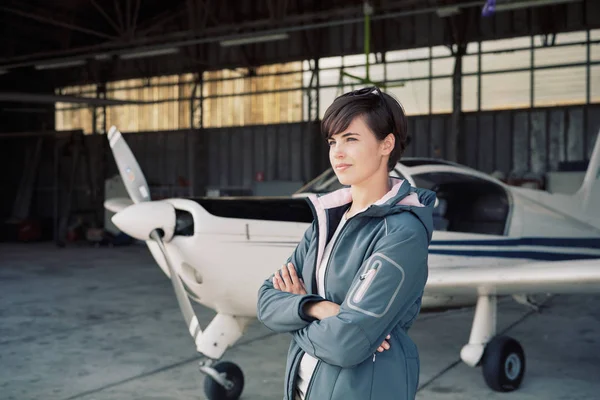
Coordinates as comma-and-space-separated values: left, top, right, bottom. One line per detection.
327, 116, 394, 186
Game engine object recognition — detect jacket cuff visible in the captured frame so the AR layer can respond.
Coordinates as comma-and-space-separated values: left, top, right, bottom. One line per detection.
298, 295, 326, 322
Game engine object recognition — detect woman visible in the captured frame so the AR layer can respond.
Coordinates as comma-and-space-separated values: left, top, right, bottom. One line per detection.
257, 87, 435, 400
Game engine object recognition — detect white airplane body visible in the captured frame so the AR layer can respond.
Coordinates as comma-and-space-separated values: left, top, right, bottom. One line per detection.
106, 126, 600, 399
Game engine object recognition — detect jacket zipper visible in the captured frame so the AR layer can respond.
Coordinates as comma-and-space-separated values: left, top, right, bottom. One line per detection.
323, 218, 351, 298
287, 349, 305, 400
306, 201, 320, 291
370, 352, 376, 399
304, 360, 322, 400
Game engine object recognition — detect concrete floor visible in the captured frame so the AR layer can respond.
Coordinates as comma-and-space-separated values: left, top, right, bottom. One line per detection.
1, 243, 599, 400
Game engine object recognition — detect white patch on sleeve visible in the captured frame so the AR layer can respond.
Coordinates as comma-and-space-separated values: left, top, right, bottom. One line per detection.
347, 253, 405, 318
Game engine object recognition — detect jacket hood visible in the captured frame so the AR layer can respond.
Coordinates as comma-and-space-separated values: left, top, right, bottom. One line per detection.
307, 177, 436, 243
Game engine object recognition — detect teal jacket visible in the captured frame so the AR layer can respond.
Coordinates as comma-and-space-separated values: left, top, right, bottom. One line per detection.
257, 178, 435, 400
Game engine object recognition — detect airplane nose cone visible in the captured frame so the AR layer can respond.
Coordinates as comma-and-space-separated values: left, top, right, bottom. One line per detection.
112, 201, 176, 241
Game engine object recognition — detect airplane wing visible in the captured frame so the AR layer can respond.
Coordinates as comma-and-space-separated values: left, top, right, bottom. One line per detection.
425, 259, 600, 296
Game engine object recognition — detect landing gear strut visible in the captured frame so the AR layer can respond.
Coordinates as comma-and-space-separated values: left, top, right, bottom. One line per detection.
460, 295, 526, 392
200, 359, 245, 400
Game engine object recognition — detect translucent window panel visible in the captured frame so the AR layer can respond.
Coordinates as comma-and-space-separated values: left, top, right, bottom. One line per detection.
387, 79, 430, 116
482, 50, 530, 71
343, 53, 373, 66
592, 65, 600, 103
386, 47, 429, 62
303, 69, 314, 88
466, 42, 479, 55
481, 36, 530, 52
535, 45, 586, 67
386, 60, 429, 81
591, 42, 600, 62
431, 45, 452, 57
481, 71, 530, 110
342, 65, 366, 83
534, 66, 586, 107
431, 78, 452, 114
367, 63, 386, 83
462, 54, 479, 74
204, 90, 303, 127
462, 76, 478, 112
319, 55, 343, 69
592, 29, 600, 41
319, 68, 342, 87
55, 106, 94, 134
432, 57, 455, 77
554, 31, 587, 45
319, 87, 339, 119
337, 63, 384, 85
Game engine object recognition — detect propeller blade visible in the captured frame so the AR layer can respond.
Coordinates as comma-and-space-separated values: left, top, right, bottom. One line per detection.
106, 126, 201, 342
150, 230, 202, 340
107, 126, 151, 204
104, 197, 134, 213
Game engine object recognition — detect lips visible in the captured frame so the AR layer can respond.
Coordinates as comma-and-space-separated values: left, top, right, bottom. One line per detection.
335, 164, 352, 171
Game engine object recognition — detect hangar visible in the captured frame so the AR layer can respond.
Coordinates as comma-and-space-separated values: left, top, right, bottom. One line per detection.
1, 1, 599, 399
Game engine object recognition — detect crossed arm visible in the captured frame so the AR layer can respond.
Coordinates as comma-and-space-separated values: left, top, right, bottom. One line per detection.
257, 224, 429, 367
272, 262, 392, 354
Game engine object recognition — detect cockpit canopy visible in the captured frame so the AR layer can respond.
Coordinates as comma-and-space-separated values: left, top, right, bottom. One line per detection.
296, 159, 510, 236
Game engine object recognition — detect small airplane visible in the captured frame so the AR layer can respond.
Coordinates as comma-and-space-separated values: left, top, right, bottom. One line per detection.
105, 126, 600, 400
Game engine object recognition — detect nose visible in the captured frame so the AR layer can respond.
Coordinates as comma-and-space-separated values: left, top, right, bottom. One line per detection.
330, 142, 345, 159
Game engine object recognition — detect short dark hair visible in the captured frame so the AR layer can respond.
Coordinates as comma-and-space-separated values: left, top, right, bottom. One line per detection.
321, 87, 408, 172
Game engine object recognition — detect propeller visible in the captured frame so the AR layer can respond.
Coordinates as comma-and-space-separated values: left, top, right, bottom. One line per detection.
106, 126, 202, 341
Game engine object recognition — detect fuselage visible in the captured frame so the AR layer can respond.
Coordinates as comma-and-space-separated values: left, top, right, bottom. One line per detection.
136, 159, 600, 317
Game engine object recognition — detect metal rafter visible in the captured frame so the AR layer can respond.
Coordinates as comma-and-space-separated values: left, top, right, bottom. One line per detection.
131, 0, 142, 37
89, 0, 122, 35
0, 5, 117, 40
113, 0, 126, 33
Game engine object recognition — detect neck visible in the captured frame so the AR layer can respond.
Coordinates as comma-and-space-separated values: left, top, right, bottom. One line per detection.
348, 169, 391, 215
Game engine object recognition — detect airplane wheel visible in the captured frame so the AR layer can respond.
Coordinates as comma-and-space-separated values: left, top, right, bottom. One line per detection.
481, 335, 525, 392
204, 361, 244, 400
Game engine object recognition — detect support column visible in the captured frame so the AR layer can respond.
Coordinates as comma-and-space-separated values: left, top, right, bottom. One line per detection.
449, 43, 467, 164
447, 12, 468, 164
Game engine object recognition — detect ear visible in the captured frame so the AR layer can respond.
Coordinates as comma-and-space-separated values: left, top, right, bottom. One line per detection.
381, 133, 395, 156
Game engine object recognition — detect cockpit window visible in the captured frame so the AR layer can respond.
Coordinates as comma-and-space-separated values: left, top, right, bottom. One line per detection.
412, 171, 509, 235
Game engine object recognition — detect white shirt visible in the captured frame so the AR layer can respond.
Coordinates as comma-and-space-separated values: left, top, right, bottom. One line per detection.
295, 212, 348, 400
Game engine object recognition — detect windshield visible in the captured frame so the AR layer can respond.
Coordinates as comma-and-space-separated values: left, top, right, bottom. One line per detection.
296, 168, 406, 194
295, 169, 345, 194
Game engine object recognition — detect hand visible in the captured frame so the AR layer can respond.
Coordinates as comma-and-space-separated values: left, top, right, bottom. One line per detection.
273, 263, 307, 295
303, 300, 340, 320
377, 335, 391, 353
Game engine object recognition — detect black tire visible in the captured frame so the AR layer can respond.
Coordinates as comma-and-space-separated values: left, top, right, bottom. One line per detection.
481, 335, 526, 392
203, 361, 244, 400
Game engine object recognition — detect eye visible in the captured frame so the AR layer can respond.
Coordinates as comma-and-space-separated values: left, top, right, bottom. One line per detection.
347, 137, 357, 142
327, 141, 335, 146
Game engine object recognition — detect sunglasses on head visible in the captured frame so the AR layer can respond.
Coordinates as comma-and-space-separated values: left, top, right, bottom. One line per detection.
341, 86, 395, 134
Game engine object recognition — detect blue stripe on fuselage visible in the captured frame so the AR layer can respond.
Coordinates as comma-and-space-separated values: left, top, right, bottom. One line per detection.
430, 237, 600, 249
428, 249, 599, 261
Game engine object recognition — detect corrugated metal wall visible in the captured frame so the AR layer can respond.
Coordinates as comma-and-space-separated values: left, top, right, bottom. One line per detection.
3, 104, 599, 229
406, 104, 600, 176
204, 122, 326, 190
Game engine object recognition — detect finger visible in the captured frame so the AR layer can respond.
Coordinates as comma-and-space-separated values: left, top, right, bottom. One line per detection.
386, 335, 391, 340
280, 266, 293, 287
382, 341, 390, 350
288, 263, 299, 282
377, 346, 384, 352
273, 275, 281, 290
